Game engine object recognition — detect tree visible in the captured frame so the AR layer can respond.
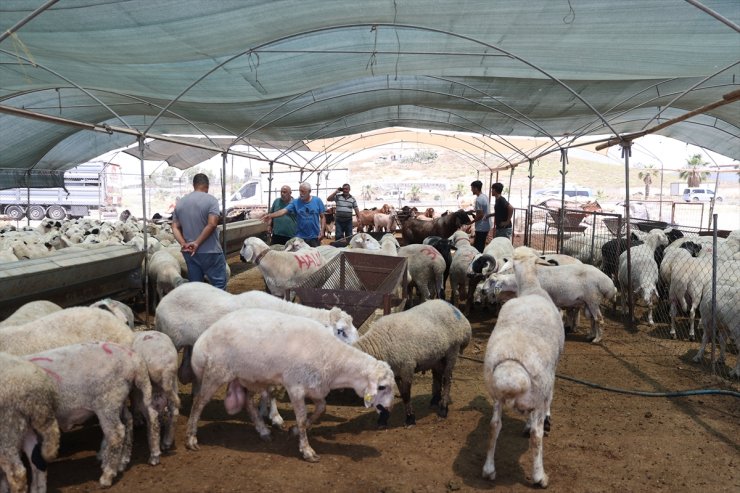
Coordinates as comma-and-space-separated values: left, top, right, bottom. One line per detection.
637, 164, 658, 198
361, 184, 372, 201
454, 183, 466, 199
409, 184, 422, 202
679, 154, 709, 187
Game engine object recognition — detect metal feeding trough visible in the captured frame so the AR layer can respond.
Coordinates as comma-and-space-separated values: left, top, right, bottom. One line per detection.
293, 251, 408, 330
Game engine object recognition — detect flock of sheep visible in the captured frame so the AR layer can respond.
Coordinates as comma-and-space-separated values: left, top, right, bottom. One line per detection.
1, 214, 739, 492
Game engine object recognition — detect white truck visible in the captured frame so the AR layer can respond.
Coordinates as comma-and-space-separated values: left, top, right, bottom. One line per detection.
0, 162, 122, 221
224, 168, 350, 215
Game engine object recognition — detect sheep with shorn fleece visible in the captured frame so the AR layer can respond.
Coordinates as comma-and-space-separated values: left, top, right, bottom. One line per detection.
353, 299, 471, 426
147, 249, 188, 307
239, 236, 327, 298
482, 247, 564, 487
0, 300, 62, 329
0, 307, 134, 356
184, 309, 395, 462
0, 352, 60, 493
481, 262, 617, 343
617, 228, 669, 326
155, 282, 358, 426
397, 243, 447, 304
693, 283, 740, 378
24, 341, 161, 488
132, 331, 181, 451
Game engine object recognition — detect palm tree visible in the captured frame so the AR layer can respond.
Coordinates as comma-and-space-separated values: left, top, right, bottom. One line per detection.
409, 184, 422, 202
637, 165, 658, 198
454, 183, 466, 200
361, 184, 372, 201
679, 154, 709, 187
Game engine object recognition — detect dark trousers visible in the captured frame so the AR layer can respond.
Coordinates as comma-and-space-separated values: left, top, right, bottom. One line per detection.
270, 234, 292, 246
474, 231, 488, 253
304, 238, 321, 247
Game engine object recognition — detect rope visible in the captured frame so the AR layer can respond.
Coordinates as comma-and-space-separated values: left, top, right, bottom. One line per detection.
458, 354, 740, 398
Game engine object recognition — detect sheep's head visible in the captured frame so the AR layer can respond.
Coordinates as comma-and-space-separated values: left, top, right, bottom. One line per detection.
328, 307, 358, 344
239, 237, 267, 262
362, 361, 395, 427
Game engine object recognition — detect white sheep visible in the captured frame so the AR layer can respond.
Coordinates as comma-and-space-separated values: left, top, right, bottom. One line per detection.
482, 262, 616, 343
132, 331, 181, 451
447, 230, 479, 308
561, 234, 609, 268
693, 283, 740, 378
397, 243, 446, 304
0, 300, 63, 329
0, 352, 60, 493
147, 249, 188, 306
90, 298, 135, 328
617, 228, 669, 325
25, 341, 161, 487
354, 299, 471, 426
667, 256, 713, 340
0, 307, 134, 356
239, 236, 327, 298
184, 309, 396, 462
482, 247, 564, 487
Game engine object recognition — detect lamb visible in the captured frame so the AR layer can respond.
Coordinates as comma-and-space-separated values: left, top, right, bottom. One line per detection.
132, 331, 181, 451
0, 307, 134, 356
185, 309, 396, 462
353, 299, 472, 426
25, 341, 161, 487
692, 283, 740, 378
147, 249, 188, 306
481, 262, 617, 343
482, 247, 564, 487
0, 352, 60, 493
239, 236, 327, 298
617, 228, 669, 326
397, 243, 447, 304
447, 230, 479, 307
0, 300, 62, 328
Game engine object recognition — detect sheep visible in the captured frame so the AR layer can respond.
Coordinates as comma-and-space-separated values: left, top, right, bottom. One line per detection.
0, 307, 134, 356
0, 300, 63, 329
0, 352, 60, 493
422, 235, 454, 297
184, 309, 396, 462
132, 331, 181, 451
561, 234, 608, 267
147, 249, 188, 307
347, 232, 381, 250
90, 298, 135, 328
482, 247, 564, 487
353, 299, 472, 426
399, 209, 472, 245
373, 209, 398, 232
447, 230, 479, 307
659, 240, 703, 295
397, 243, 447, 304
667, 252, 711, 340
617, 229, 669, 326
481, 262, 617, 343
693, 283, 740, 378
25, 341, 161, 487
239, 236, 327, 298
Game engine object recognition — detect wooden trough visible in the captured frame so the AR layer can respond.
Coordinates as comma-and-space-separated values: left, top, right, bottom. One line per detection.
293, 251, 407, 330
0, 245, 145, 319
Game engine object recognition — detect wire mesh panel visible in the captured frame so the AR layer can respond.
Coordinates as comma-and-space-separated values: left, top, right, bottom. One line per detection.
293, 251, 407, 330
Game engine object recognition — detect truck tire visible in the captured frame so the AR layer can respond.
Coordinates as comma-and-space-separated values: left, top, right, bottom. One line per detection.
46, 205, 67, 220
5, 205, 25, 220
27, 205, 46, 220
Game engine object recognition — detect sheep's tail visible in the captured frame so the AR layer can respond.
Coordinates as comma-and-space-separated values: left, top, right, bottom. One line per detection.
491, 359, 531, 399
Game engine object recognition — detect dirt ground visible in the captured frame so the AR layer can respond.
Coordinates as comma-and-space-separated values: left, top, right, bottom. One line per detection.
46, 253, 739, 493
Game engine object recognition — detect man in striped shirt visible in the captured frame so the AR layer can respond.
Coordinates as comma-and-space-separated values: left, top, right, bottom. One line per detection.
327, 183, 361, 240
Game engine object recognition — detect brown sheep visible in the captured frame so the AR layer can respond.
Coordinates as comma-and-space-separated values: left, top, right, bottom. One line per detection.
399, 209, 474, 245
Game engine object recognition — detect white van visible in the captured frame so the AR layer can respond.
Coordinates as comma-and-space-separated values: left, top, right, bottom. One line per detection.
682, 187, 722, 202
532, 185, 593, 202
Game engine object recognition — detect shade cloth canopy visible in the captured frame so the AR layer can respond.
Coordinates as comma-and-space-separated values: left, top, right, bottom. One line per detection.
1, 0, 738, 188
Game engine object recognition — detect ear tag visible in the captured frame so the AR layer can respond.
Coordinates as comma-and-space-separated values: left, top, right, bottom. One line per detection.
364, 393, 374, 404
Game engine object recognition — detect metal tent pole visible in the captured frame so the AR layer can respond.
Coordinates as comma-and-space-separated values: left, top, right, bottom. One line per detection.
621, 141, 635, 330
138, 136, 150, 323
558, 149, 568, 253
221, 153, 227, 255
526, 158, 534, 247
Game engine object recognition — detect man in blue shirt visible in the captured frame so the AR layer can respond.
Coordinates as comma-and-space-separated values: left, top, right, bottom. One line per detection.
262, 182, 326, 247
171, 173, 227, 289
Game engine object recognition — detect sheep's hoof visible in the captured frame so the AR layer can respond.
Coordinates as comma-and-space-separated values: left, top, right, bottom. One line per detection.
688, 334, 695, 342
670, 333, 677, 340
148, 454, 160, 466
301, 448, 320, 463
185, 436, 199, 451
437, 405, 449, 419
405, 414, 416, 427
99, 469, 115, 488
429, 394, 441, 407
534, 473, 549, 488
544, 416, 552, 433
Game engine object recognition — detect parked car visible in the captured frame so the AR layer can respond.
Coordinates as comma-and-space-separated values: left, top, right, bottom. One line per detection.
682, 187, 722, 202
532, 185, 593, 203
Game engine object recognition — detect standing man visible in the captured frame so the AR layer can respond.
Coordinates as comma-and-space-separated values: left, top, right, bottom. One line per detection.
262, 182, 325, 247
489, 182, 514, 239
470, 180, 490, 252
267, 185, 297, 245
327, 183, 361, 240
171, 173, 227, 289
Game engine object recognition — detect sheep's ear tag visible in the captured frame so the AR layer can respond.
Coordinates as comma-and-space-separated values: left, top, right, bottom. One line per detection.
364, 393, 374, 407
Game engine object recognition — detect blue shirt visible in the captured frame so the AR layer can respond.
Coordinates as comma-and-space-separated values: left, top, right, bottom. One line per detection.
284, 196, 325, 239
